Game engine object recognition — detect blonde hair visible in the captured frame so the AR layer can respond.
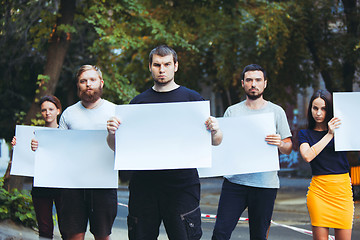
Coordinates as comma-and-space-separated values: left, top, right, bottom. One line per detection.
75, 65, 103, 82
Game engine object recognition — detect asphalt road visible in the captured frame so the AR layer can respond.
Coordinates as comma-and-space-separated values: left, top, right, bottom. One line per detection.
0, 177, 359, 239
111, 177, 360, 240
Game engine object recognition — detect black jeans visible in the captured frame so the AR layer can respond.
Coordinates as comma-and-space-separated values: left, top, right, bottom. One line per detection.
128, 179, 202, 240
212, 179, 277, 240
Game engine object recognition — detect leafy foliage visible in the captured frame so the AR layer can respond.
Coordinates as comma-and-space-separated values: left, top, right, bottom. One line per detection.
0, 0, 52, 140
0, 178, 36, 228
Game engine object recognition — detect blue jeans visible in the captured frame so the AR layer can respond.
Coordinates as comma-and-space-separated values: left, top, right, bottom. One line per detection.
212, 179, 277, 240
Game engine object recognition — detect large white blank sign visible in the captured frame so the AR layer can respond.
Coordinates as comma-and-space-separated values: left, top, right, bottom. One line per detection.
114, 101, 211, 170
198, 113, 279, 178
333, 92, 360, 151
34, 129, 118, 188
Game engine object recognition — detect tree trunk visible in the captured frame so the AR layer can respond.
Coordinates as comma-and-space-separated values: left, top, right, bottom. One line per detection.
24, 0, 75, 125
341, 0, 359, 92
306, 35, 336, 92
7, 0, 75, 191
305, 0, 359, 93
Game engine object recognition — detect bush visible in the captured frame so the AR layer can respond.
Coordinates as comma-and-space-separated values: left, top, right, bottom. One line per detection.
0, 178, 37, 228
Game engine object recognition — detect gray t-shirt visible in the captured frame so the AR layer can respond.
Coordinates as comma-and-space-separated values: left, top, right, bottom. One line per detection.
224, 100, 291, 188
59, 99, 115, 130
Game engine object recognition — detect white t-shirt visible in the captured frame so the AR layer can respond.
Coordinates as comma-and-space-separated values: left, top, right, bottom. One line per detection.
59, 99, 115, 130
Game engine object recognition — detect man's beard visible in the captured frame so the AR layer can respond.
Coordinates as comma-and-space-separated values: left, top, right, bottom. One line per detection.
246, 90, 263, 100
78, 86, 103, 103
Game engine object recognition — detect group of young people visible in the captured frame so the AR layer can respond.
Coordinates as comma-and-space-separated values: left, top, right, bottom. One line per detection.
14, 45, 354, 240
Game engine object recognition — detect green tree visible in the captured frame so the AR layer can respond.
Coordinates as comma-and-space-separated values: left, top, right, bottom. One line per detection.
24, 0, 76, 125
296, 0, 359, 92
0, 0, 53, 141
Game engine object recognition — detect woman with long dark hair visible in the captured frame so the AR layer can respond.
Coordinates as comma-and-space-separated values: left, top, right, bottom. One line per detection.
298, 89, 354, 240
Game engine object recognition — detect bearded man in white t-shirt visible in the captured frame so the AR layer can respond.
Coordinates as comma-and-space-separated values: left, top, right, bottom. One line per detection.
58, 65, 117, 240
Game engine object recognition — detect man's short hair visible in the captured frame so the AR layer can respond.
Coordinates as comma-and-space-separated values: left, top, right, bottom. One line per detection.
75, 65, 103, 82
241, 64, 267, 80
149, 45, 178, 65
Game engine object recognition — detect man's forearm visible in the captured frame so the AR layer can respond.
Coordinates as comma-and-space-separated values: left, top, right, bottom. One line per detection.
279, 140, 292, 155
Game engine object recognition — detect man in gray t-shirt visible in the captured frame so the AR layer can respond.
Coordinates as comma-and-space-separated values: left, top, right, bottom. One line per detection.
212, 64, 292, 240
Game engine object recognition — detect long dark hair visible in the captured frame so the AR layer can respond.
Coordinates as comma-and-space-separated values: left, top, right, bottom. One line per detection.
307, 89, 333, 130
